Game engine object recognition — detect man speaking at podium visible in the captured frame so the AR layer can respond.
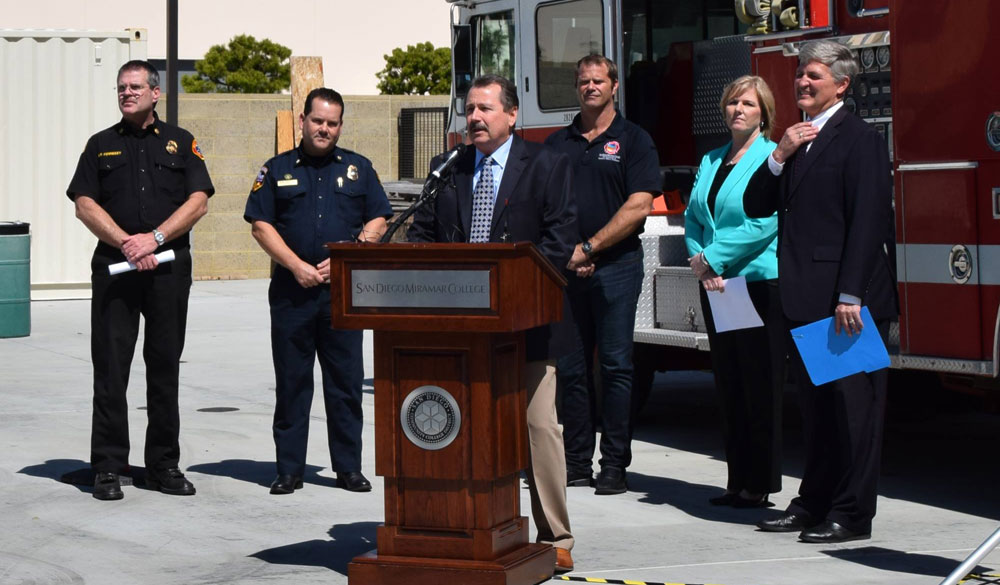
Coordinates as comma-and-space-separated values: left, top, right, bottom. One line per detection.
407, 75, 578, 573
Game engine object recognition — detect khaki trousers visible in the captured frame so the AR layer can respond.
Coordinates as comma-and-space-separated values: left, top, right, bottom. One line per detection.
525, 360, 574, 550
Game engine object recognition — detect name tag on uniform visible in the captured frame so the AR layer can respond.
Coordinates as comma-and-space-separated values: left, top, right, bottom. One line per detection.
276, 179, 299, 187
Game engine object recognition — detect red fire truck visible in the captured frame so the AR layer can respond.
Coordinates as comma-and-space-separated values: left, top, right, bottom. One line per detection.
443, 0, 1000, 396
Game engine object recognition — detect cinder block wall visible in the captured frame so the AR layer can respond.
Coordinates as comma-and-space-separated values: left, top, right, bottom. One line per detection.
171, 94, 449, 281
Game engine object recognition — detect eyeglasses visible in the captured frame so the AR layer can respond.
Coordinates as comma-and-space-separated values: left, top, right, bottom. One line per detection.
117, 83, 149, 94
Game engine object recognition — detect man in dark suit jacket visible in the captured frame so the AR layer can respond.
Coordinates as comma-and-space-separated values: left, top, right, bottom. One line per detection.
745, 40, 898, 543
407, 74, 578, 572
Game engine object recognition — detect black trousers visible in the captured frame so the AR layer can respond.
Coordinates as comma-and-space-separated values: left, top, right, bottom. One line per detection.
269, 275, 364, 477
785, 318, 890, 534
90, 249, 192, 474
700, 279, 785, 494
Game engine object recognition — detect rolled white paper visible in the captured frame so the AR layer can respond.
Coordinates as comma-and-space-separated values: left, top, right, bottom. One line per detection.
108, 249, 177, 275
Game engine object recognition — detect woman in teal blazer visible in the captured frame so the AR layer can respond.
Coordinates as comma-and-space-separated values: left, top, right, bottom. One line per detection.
685, 76, 785, 508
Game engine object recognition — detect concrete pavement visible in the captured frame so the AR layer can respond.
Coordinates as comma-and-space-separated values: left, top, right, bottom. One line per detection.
1, 278, 998, 585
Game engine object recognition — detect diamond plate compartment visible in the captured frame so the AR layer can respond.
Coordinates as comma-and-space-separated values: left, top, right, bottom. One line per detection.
654, 266, 706, 333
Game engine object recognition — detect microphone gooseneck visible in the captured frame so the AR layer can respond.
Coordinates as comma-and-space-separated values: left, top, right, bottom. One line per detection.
380, 144, 468, 243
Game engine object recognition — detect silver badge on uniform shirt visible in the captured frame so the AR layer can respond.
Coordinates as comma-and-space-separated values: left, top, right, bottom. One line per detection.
347, 164, 359, 181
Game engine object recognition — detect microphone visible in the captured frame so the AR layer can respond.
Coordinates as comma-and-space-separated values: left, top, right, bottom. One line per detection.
381, 145, 468, 243
426, 143, 468, 188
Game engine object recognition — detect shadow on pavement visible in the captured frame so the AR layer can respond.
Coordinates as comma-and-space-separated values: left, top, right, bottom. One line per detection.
188, 459, 342, 489
628, 471, 776, 526
19, 458, 148, 490
822, 545, 994, 578
251, 521, 379, 576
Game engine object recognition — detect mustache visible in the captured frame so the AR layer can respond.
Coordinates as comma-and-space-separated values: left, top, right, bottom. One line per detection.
468, 122, 488, 132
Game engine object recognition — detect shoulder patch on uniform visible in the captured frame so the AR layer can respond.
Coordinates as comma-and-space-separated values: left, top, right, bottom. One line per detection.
252, 166, 268, 192
192, 139, 205, 160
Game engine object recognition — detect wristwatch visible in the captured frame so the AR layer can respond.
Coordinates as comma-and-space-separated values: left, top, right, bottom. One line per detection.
152, 229, 166, 247
581, 240, 594, 257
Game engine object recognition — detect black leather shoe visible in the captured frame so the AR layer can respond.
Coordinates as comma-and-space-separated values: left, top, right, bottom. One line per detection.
146, 468, 196, 496
757, 512, 816, 532
336, 471, 372, 492
269, 474, 303, 495
799, 520, 871, 543
567, 470, 594, 487
93, 471, 124, 501
594, 467, 627, 495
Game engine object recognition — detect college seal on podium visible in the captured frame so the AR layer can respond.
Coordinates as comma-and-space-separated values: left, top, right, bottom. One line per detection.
400, 385, 461, 450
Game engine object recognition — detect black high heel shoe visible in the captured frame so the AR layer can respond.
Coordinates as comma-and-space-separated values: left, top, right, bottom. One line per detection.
708, 492, 739, 506
732, 493, 774, 508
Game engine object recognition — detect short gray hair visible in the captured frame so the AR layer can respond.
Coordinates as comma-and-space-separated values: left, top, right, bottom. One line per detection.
798, 40, 858, 84
117, 60, 160, 89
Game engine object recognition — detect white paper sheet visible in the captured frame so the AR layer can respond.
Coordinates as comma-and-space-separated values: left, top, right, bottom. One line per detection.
108, 249, 176, 275
704, 275, 764, 333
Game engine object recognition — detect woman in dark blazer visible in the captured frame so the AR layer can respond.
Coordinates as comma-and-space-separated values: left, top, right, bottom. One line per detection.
684, 75, 785, 507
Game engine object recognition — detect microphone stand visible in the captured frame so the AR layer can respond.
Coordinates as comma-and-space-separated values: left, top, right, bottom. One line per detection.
938, 525, 1000, 585
379, 176, 447, 243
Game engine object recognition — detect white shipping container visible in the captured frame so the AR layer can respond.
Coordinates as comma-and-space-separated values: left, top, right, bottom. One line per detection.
0, 28, 146, 299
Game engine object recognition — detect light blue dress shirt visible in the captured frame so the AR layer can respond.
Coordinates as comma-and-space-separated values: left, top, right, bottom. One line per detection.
473, 135, 514, 203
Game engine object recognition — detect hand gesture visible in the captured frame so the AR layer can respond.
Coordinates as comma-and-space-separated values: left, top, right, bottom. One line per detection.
773, 121, 819, 164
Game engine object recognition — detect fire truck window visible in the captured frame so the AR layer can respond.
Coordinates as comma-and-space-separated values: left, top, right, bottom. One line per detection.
453, 24, 474, 101
535, 0, 604, 110
474, 11, 516, 81
620, 0, 741, 160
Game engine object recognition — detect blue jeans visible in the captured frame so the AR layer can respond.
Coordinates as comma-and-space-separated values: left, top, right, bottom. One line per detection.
557, 252, 644, 472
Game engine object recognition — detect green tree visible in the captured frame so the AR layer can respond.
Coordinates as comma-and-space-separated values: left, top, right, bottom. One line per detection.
182, 35, 291, 93
376, 42, 451, 95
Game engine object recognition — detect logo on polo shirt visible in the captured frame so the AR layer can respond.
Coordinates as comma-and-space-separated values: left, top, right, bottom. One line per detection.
599, 140, 621, 163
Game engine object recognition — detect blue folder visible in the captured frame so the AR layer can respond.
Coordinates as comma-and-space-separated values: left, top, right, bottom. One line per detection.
789, 306, 891, 386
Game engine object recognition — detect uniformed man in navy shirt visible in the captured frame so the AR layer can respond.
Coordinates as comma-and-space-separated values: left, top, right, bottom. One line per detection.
544, 55, 661, 495
67, 60, 214, 501
245, 88, 392, 495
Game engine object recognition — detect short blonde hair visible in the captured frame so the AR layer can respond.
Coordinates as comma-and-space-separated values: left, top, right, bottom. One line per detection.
719, 75, 776, 139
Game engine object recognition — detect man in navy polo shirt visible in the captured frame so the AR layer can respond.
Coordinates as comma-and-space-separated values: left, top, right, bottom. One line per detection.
544, 54, 661, 495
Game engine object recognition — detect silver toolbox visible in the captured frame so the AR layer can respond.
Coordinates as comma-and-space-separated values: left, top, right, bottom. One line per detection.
653, 266, 707, 333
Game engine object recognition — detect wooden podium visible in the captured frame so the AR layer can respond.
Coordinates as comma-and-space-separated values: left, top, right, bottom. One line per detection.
326, 242, 566, 585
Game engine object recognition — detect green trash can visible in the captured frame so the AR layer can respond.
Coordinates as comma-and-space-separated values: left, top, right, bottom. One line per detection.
0, 221, 31, 338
